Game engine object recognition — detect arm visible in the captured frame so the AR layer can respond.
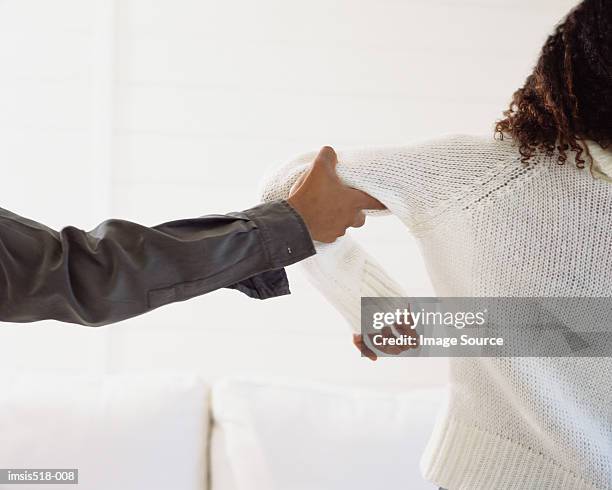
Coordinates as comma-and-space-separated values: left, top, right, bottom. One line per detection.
0, 201, 314, 326
260, 149, 410, 332
260, 135, 491, 332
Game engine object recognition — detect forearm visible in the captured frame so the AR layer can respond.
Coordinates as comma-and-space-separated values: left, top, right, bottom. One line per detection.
0, 201, 314, 326
300, 237, 406, 332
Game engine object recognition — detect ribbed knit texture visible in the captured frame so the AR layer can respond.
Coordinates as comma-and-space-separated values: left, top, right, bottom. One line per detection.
260, 134, 612, 490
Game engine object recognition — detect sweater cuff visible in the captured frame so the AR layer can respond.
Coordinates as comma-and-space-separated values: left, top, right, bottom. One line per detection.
241, 200, 316, 270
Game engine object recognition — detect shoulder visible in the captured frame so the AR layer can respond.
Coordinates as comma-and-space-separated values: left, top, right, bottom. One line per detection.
334, 133, 522, 193
388, 134, 523, 225
338, 133, 519, 168
366, 133, 521, 183
407, 133, 519, 160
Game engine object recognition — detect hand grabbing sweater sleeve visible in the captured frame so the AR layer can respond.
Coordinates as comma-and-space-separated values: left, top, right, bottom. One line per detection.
260, 146, 420, 331
260, 135, 502, 332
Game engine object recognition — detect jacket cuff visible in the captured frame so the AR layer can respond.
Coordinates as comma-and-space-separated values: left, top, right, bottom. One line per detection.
226, 269, 291, 300
241, 200, 316, 270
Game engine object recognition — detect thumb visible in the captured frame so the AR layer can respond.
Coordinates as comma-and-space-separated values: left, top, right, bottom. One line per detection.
289, 146, 338, 197
311, 146, 338, 174
347, 188, 386, 210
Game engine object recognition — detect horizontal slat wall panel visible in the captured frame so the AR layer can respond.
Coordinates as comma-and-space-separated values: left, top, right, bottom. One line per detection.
117, 0, 575, 49
0, 0, 93, 34
115, 86, 496, 140
107, 323, 446, 392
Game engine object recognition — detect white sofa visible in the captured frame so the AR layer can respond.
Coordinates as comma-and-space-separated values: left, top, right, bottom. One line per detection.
0, 374, 445, 490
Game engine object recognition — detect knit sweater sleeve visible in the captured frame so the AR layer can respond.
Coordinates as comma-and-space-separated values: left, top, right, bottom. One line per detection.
259, 135, 497, 331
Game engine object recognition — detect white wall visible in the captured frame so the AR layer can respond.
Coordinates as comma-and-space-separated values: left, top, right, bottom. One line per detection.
0, 0, 110, 372
0, 0, 578, 390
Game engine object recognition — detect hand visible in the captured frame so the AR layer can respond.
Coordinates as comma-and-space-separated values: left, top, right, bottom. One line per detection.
353, 333, 379, 361
353, 323, 419, 361
287, 146, 385, 243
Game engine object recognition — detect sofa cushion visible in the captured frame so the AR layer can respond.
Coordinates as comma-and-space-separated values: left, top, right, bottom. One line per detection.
0, 373, 209, 490
211, 377, 445, 490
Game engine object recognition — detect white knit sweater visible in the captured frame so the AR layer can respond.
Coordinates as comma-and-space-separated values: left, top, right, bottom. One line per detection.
261, 134, 612, 490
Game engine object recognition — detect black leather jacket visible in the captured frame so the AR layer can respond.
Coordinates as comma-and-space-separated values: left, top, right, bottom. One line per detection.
0, 200, 315, 326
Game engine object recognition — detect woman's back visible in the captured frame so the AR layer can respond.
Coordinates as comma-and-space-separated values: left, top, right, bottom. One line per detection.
415, 135, 612, 489
422, 135, 612, 298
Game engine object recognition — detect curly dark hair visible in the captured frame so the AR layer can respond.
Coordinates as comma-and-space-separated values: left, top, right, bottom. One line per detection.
495, 0, 612, 168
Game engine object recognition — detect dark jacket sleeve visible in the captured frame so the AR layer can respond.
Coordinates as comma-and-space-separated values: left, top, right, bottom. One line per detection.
0, 200, 315, 326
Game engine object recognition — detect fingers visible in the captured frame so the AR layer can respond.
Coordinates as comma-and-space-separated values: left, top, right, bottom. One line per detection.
287, 145, 384, 243
353, 334, 378, 361
306, 147, 384, 211
347, 188, 386, 210
352, 211, 366, 228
